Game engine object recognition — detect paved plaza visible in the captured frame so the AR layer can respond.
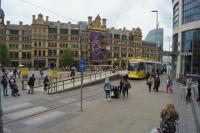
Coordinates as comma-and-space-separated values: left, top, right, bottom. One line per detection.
1, 74, 200, 133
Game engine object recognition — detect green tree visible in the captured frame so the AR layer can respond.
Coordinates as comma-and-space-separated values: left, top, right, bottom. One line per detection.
60, 49, 74, 67
0, 43, 10, 66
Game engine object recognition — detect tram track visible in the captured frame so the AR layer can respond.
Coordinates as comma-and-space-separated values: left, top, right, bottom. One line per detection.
3, 86, 105, 126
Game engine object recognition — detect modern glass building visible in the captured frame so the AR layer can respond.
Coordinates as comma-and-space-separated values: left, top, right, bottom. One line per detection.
172, 0, 200, 77
145, 28, 164, 52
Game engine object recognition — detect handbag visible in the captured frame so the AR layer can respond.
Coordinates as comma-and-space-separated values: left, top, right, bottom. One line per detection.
168, 85, 173, 92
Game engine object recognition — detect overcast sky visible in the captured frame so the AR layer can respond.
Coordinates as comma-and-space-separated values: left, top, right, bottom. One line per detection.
2, 0, 173, 51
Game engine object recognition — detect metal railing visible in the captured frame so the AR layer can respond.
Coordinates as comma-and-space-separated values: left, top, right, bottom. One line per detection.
47, 69, 119, 94
22, 69, 120, 94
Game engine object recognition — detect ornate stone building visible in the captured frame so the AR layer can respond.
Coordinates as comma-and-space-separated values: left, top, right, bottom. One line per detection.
0, 11, 158, 68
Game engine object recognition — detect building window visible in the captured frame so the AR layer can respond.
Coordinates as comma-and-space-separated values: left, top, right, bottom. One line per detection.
34, 50, 37, 56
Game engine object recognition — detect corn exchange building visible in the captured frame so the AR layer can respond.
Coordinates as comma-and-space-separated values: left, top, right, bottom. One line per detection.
0, 10, 158, 68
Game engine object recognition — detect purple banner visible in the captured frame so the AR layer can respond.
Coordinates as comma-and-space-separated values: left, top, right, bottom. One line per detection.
90, 32, 102, 61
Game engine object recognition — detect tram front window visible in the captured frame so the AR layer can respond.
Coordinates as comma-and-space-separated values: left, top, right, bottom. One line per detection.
128, 63, 139, 71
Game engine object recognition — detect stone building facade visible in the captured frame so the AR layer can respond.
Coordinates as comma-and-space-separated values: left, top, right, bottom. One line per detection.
0, 11, 158, 68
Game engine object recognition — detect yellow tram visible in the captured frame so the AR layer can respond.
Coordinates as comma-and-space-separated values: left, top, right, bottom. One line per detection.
128, 58, 162, 79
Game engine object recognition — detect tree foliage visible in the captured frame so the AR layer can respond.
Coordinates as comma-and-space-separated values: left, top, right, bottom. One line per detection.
0, 43, 10, 66
60, 49, 74, 67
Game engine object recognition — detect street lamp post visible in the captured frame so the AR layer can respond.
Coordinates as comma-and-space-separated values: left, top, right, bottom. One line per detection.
151, 10, 159, 73
167, 36, 171, 52
79, 26, 83, 112
0, 14, 4, 132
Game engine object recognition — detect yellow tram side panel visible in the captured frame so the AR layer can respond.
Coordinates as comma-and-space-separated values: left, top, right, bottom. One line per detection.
128, 70, 145, 79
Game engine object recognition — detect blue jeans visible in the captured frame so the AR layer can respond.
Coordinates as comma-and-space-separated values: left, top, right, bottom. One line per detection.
105, 90, 110, 99
3, 86, 8, 96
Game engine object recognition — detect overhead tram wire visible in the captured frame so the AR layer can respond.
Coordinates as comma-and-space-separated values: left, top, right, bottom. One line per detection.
18, 0, 79, 23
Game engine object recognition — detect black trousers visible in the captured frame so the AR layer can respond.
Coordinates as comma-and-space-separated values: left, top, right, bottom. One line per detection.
122, 88, 128, 98
186, 88, 191, 102
148, 84, 152, 92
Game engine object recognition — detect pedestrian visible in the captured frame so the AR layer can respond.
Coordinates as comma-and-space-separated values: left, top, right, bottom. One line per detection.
70, 67, 75, 80
186, 75, 192, 102
147, 75, 153, 92
9, 76, 15, 89
153, 75, 160, 92
160, 102, 179, 133
44, 75, 49, 91
119, 77, 123, 95
39, 69, 43, 79
28, 74, 35, 94
17, 69, 21, 79
104, 78, 112, 101
146, 72, 150, 84
122, 76, 131, 98
1, 76, 8, 97
166, 76, 173, 93
197, 78, 200, 102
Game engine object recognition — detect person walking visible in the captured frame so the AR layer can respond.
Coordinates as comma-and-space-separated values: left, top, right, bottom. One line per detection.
104, 78, 112, 101
70, 67, 75, 81
44, 75, 49, 91
146, 72, 150, 84
166, 76, 173, 93
122, 77, 131, 98
154, 75, 160, 92
28, 74, 35, 94
186, 75, 192, 102
197, 78, 200, 102
1, 76, 8, 97
160, 102, 179, 133
147, 75, 153, 92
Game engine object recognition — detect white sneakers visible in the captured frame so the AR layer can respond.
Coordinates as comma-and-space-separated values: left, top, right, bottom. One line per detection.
106, 98, 111, 101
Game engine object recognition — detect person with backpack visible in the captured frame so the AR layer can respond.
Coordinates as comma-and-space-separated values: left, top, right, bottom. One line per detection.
28, 74, 35, 94
1, 76, 8, 97
104, 78, 112, 101
160, 102, 179, 133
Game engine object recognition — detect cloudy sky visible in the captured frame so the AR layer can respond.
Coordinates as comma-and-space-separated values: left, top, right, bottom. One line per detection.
2, 0, 173, 51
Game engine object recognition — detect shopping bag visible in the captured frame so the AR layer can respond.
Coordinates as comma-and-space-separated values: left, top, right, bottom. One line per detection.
168, 85, 173, 93
27, 85, 30, 93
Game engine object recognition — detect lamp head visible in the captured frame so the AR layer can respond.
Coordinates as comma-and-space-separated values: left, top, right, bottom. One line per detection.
151, 10, 158, 12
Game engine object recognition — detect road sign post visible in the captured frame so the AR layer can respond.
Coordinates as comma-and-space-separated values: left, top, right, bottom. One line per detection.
79, 60, 86, 112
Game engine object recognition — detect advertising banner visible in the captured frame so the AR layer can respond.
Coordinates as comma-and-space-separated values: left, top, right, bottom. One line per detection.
90, 32, 102, 61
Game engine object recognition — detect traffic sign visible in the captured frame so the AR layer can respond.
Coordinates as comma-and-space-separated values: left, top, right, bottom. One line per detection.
79, 60, 86, 72
21, 67, 29, 76
50, 69, 58, 78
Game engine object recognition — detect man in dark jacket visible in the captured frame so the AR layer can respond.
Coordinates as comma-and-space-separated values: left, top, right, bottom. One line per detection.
44, 75, 49, 91
1, 76, 8, 96
28, 74, 35, 94
154, 75, 160, 92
